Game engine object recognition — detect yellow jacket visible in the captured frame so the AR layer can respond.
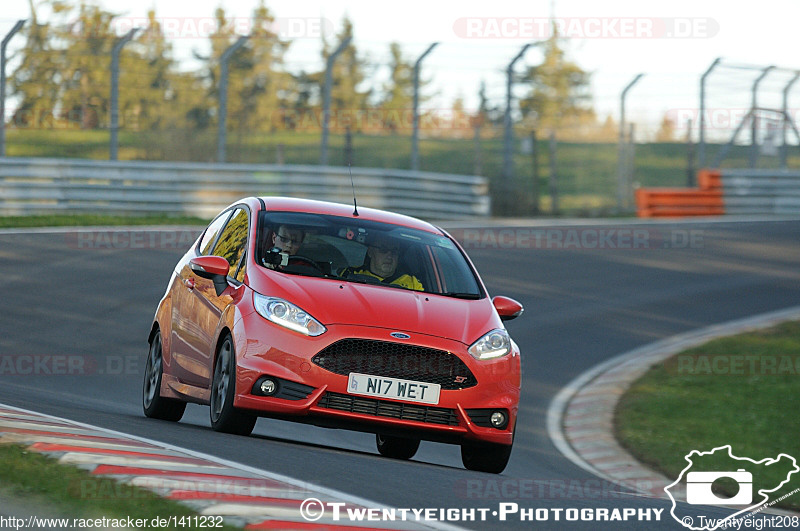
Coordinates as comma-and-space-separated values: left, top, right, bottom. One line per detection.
349, 268, 424, 291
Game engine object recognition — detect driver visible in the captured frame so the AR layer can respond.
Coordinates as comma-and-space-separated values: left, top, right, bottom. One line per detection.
272, 225, 304, 255
347, 236, 423, 291
264, 225, 305, 269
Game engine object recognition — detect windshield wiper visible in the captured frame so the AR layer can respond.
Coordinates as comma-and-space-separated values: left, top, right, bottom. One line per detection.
439, 291, 482, 299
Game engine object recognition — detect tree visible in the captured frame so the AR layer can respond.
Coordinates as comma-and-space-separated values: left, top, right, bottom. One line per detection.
11, 1, 181, 133
320, 16, 371, 132
10, 0, 61, 128
473, 79, 501, 129
379, 42, 413, 132
655, 114, 676, 142
125, 9, 177, 131
56, 2, 119, 129
519, 27, 594, 136
450, 95, 471, 138
244, 1, 291, 132
203, 4, 290, 135
285, 70, 318, 129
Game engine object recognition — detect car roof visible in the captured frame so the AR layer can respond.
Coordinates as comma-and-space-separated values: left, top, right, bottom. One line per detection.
249, 196, 443, 235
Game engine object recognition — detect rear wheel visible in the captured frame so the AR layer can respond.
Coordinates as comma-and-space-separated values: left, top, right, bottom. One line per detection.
376, 434, 420, 460
142, 330, 186, 421
210, 334, 256, 435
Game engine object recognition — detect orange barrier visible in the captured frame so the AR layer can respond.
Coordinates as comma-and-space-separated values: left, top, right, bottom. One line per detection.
635, 169, 724, 217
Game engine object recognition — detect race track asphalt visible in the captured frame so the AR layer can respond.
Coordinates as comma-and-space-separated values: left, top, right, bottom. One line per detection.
0, 218, 798, 530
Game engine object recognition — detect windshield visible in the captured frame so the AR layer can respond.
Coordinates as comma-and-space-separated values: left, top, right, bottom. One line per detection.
256, 211, 483, 298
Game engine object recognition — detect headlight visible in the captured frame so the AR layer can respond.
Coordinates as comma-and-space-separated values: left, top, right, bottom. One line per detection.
468, 329, 511, 360
253, 294, 326, 336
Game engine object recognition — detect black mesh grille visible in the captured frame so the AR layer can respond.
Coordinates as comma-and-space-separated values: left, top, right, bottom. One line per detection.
311, 339, 477, 390
252, 377, 315, 401
317, 392, 459, 426
465, 409, 494, 427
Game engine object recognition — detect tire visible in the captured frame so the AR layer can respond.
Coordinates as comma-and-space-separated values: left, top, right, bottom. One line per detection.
461, 424, 515, 473
376, 434, 420, 460
142, 329, 186, 422
461, 442, 513, 473
210, 334, 256, 435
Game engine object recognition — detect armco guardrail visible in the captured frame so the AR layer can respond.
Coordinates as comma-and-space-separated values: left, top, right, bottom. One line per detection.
721, 169, 800, 215
0, 158, 489, 220
636, 168, 800, 217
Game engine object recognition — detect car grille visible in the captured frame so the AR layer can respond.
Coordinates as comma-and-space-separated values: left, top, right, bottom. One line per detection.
317, 392, 459, 426
311, 339, 477, 390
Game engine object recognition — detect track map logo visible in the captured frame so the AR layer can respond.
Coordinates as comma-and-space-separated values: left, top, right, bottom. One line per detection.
665, 445, 799, 530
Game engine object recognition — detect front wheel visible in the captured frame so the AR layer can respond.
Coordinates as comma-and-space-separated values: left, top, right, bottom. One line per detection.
142, 330, 186, 421
376, 434, 420, 460
461, 441, 513, 473
461, 424, 515, 473
210, 334, 256, 436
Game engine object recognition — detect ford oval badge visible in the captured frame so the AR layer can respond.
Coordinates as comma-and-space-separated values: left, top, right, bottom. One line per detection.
390, 332, 410, 339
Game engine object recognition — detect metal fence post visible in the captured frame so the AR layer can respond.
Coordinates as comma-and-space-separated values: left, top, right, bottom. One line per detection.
781, 71, 799, 169
686, 118, 696, 186
110, 28, 138, 161
625, 123, 636, 210
473, 121, 482, 176
321, 36, 351, 166
411, 42, 437, 172
217, 35, 249, 164
502, 44, 538, 198
616, 73, 643, 212
698, 57, 721, 169
530, 130, 540, 215
548, 131, 558, 215
0, 20, 26, 157
749, 65, 775, 168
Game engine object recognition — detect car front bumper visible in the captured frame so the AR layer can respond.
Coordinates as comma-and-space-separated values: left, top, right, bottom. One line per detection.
232, 319, 520, 446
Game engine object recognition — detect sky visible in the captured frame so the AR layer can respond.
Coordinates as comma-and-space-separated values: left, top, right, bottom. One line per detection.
2, 0, 798, 139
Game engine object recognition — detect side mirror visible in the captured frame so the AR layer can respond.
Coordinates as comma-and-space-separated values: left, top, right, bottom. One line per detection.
190, 256, 230, 296
492, 296, 524, 321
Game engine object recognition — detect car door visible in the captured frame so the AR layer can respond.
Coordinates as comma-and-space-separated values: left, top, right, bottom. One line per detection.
170, 209, 232, 388
180, 207, 250, 389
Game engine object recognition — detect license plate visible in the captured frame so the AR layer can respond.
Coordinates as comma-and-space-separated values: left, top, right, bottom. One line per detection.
346, 373, 441, 405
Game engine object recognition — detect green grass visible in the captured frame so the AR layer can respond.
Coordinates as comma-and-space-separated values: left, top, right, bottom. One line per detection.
0, 214, 208, 228
0, 443, 242, 530
615, 321, 800, 511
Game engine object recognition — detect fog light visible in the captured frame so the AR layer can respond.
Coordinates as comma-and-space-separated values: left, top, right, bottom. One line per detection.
260, 379, 277, 396
490, 411, 507, 428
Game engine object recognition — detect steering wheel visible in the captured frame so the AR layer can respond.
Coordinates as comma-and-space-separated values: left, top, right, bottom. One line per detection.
287, 255, 325, 273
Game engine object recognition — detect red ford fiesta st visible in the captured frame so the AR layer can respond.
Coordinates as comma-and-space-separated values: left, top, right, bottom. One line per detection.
143, 197, 523, 473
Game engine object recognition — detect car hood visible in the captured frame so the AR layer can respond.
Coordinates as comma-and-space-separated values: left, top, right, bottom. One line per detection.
248, 273, 500, 346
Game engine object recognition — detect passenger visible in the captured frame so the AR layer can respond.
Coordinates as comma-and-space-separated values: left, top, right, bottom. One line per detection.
347, 236, 423, 291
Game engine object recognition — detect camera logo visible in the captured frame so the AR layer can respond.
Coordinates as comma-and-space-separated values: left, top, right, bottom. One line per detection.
686, 469, 752, 505
665, 445, 799, 531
